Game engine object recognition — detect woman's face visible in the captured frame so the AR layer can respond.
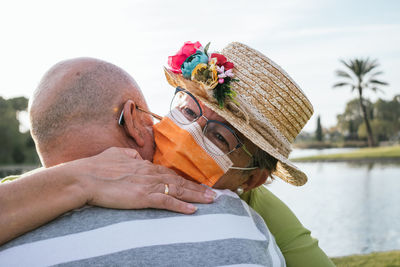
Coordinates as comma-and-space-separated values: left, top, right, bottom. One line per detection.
195, 103, 258, 191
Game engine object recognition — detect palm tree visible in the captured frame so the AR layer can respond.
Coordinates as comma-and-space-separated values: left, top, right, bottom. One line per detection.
333, 58, 388, 147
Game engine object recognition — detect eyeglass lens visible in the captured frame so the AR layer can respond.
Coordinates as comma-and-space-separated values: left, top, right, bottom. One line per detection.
170, 90, 240, 156
203, 121, 239, 155
170, 91, 201, 124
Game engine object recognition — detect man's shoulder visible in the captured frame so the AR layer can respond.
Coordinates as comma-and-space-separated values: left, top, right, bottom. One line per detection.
0, 189, 284, 266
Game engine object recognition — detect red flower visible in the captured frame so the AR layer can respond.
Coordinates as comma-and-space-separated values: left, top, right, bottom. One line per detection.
223, 61, 234, 70
210, 53, 234, 70
168, 41, 202, 73
210, 53, 227, 66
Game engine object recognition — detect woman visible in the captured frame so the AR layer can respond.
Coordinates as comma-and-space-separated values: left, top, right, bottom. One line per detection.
154, 41, 334, 266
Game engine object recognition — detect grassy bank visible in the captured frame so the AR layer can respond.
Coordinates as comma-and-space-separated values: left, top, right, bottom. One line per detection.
331, 250, 400, 267
293, 140, 368, 149
292, 145, 400, 162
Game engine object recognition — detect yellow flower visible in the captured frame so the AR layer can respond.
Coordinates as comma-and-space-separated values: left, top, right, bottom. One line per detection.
191, 63, 218, 90
191, 63, 208, 78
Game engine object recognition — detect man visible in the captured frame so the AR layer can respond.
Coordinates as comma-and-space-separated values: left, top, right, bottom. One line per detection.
0, 58, 216, 246
0, 57, 285, 266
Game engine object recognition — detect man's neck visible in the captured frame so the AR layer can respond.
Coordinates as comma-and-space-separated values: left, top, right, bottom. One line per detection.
40, 127, 125, 167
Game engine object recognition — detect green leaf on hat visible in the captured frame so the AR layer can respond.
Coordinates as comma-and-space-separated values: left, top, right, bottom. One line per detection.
204, 42, 211, 56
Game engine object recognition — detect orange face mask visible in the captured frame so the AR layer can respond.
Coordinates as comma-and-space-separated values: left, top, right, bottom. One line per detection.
153, 110, 233, 187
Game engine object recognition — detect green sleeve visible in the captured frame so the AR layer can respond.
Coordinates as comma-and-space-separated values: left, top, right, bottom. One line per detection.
241, 186, 335, 267
0, 175, 20, 183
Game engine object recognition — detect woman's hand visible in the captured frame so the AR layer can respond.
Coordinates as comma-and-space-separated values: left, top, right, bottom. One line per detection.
78, 147, 216, 214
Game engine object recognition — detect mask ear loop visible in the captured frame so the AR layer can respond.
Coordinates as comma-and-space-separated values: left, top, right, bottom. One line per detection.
229, 166, 258, 170
229, 145, 257, 170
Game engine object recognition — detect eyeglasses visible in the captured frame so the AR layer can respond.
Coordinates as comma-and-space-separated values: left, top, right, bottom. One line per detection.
118, 106, 163, 126
170, 87, 252, 157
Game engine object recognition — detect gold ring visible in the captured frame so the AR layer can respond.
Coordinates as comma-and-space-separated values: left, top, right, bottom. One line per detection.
164, 184, 169, 195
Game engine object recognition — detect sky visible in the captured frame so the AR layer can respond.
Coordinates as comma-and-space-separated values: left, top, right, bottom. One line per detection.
1, 0, 399, 132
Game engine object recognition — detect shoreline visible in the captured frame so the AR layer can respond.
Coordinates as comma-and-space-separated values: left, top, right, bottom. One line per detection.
292, 157, 400, 163
291, 145, 400, 163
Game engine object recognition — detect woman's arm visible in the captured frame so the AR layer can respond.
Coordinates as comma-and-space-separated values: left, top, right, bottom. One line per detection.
0, 147, 214, 246
242, 186, 335, 267
0, 164, 88, 245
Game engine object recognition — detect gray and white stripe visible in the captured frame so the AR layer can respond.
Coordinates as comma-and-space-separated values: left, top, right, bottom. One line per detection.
0, 190, 285, 267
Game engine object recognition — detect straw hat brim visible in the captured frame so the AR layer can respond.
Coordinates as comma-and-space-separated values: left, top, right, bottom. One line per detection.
164, 68, 307, 186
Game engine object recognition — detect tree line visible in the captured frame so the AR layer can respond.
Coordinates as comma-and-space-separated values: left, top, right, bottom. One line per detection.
0, 96, 39, 165
297, 57, 398, 147
296, 95, 400, 147
333, 95, 399, 143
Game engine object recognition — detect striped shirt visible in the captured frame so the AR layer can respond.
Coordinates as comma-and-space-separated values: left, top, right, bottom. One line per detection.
0, 189, 285, 267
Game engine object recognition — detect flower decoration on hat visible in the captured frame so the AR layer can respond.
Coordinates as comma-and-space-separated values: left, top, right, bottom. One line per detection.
168, 41, 239, 108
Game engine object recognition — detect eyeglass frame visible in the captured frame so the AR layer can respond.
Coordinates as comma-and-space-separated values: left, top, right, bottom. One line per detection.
118, 106, 163, 126
171, 87, 253, 158
117, 93, 256, 170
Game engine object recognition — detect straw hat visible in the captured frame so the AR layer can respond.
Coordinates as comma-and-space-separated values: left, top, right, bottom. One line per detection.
164, 42, 313, 186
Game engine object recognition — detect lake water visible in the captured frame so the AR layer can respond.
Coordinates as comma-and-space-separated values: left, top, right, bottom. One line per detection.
268, 149, 400, 257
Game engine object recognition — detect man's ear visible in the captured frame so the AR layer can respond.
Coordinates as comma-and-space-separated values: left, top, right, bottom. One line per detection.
243, 168, 271, 192
121, 100, 145, 147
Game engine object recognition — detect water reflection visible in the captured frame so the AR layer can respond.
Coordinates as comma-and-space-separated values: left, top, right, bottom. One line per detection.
268, 161, 400, 257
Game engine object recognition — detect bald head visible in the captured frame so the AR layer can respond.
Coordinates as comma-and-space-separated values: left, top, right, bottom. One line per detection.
30, 57, 148, 163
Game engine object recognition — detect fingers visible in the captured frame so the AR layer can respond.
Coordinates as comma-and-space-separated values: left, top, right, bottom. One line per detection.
161, 183, 215, 204
122, 148, 143, 159
152, 164, 178, 175
125, 160, 178, 176
101, 147, 143, 160
155, 175, 211, 194
88, 147, 218, 214
149, 194, 198, 214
